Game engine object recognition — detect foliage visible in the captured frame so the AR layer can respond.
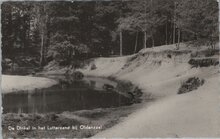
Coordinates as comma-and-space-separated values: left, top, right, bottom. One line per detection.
176, 0, 219, 46
90, 63, 97, 70
178, 77, 205, 94
1, 0, 219, 67
48, 40, 89, 63
188, 57, 219, 67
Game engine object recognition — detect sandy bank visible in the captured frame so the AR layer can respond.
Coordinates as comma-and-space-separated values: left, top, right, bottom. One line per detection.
1, 75, 58, 94
79, 44, 220, 137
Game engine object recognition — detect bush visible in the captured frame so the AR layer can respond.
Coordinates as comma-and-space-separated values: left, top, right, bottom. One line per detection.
204, 49, 216, 57
116, 81, 133, 93
90, 63, 97, 70
2, 58, 12, 71
73, 71, 84, 79
188, 58, 219, 67
48, 39, 90, 64
178, 77, 205, 94
103, 84, 114, 91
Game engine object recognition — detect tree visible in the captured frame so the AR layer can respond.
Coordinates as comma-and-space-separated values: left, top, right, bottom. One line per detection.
32, 2, 51, 66
176, 0, 219, 48
2, 2, 32, 57
118, 0, 167, 49
2, 0, 218, 69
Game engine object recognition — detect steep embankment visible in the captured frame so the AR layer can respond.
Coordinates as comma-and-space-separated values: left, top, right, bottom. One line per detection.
79, 44, 220, 137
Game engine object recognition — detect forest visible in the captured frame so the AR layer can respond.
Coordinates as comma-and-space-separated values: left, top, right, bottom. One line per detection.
1, 0, 219, 70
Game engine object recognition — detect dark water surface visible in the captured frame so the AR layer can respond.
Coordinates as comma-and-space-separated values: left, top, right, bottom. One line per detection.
2, 76, 132, 114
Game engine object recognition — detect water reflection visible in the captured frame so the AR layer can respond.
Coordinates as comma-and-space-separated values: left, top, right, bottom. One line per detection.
2, 76, 132, 114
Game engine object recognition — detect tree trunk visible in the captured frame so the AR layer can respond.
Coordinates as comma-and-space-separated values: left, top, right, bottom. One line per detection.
210, 33, 215, 50
8, 7, 13, 50
173, 23, 176, 44
45, 15, 50, 63
151, 31, 155, 47
169, 21, 173, 44
134, 32, 138, 53
177, 28, 181, 49
144, 31, 147, 49
165, 18, 168, 45
40, 32, 44, 67
39, 4, 48, 67
26, 20, 30, 53
120, 30, 123, 56
173, 2, 176, 44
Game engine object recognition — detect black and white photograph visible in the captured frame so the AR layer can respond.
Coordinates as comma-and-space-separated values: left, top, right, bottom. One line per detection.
1, 0, 219, 138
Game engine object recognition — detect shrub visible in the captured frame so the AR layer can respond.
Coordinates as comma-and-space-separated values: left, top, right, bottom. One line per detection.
103, 84, 114, 91
204, 49, 216, 57
167, 54, 172, 58
188, 58, 219, 67
90, 63, 97, 70
116, 81, 133, 93
73, 71, 84, 79
48, 40, 90, 64
178, 77, 205, 94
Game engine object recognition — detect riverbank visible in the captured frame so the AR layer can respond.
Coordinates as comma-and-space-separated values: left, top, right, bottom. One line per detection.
1, 75, 58, 94
78, 43, 220, 137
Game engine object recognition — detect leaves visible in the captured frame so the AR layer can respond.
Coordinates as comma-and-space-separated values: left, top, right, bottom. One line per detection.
176, 0, 218, 41
2, 0, 219, 63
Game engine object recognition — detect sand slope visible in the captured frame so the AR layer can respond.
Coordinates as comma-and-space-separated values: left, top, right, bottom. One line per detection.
79, 44, 220, 137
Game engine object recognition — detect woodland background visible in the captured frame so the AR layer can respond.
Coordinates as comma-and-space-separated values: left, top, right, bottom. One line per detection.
1, 0, 218, 69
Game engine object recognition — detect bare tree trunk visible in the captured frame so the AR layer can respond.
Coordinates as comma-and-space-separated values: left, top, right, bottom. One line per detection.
40, 32, 44, 67
45, 15, 50, 63
152, 36, 155, 47
173, 23, 176, 44
177, 28, 181, 49
120, 30, 123, 56
169, 21, 173, 44
173, 2, 176, 44
39, 4, 49, 67
8, 7, 13, 51
151, 31, 155, 47
165, 18, 168, 45
144, 31, 147, 49
211, 33, 215, 50
134, 32, 138, 53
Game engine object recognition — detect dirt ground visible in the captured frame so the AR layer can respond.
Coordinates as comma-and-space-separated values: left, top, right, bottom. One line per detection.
2, 102, 146, 138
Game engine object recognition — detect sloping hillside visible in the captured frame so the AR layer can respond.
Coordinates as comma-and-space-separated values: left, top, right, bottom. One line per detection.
79, 44, 220, 137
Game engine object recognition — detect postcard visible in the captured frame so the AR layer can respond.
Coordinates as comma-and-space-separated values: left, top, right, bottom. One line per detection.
1, 0, 219, 138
